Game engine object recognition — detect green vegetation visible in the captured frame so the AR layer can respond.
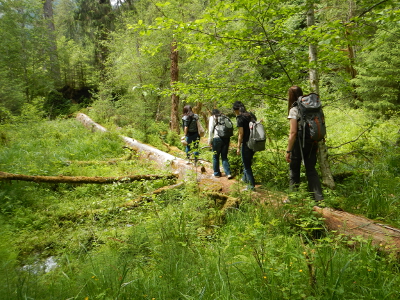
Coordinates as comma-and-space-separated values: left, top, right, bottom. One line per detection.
1, 0, 400, 298
1, 109, 399, 299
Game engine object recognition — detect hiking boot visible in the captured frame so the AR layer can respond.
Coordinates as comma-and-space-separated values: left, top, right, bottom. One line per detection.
227, 174, 233, 179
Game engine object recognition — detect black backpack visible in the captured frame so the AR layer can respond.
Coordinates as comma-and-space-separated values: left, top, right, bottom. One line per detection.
187, 115, 199, 133
295, 93, 326, 146
214, 114, 234, 138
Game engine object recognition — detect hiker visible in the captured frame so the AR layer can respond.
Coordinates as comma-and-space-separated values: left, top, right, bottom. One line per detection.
233, 101, 256, 191
285, 86, 324, 202
182, 105, 200, 161
208, 109, 233, 179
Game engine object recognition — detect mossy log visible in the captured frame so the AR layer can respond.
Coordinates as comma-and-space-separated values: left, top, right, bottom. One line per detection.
76, 113, 214, 180
314, 206, 400, 253
0, 171, 178, 184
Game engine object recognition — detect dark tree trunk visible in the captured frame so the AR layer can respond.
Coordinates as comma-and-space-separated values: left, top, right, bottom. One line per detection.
43, 0, 61, 86
170, 39, 180, 134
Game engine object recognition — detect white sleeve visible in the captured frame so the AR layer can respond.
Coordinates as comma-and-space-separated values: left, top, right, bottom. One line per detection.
208, 116, 214, 144
287, 107, 298, 119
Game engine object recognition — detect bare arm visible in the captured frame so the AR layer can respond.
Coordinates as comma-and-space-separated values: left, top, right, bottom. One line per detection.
286, 118, 297, 162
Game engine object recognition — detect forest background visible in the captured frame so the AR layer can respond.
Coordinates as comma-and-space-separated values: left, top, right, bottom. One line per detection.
1, 0, 400, 299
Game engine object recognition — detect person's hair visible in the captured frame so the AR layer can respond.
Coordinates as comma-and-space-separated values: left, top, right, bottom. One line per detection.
232, 101, 252, 119
183, 105, 194, 117
288, 86, 303, 113
232, 101, 245, 112
212, 109, 220, 116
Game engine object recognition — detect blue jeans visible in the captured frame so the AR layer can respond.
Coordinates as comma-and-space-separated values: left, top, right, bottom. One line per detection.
289, 139, 323, 201
241, 143, 255, 189
212, 137, 231, 176
185, 132, 200, 159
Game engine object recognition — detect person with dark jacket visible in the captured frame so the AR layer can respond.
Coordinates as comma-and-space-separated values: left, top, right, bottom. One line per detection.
182, 105, 200, 161
233, 101, 256, 191
208, 109, 233, 179
285, 86, 324, 202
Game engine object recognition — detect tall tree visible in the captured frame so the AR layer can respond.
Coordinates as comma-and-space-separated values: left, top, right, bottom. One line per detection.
75, 0, 115, 81
43, 0, 61, 86
307, 2, 336, 189
170, 39, 180, 134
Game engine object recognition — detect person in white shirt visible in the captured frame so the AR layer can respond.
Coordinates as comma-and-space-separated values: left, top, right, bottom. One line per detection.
285, 86, 323, 202
208, 109, 233, 179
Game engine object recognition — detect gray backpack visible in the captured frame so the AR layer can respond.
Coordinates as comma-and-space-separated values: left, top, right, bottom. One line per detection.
214, 114, 234, 138
247, 118, 266, 152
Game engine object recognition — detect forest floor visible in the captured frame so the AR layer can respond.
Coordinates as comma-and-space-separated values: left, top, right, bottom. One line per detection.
76, 114, 400, 254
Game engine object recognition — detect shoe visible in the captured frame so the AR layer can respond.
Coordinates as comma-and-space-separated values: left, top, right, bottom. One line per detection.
227, 174, 233, 179
241, 186, 255, 192
213, 174, 221, 178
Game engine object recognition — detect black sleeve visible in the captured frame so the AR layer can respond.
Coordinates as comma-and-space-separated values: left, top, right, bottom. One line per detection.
236, 115, 244, 128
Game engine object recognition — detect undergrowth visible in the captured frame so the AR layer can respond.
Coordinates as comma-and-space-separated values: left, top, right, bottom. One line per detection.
0, 116, 399, 299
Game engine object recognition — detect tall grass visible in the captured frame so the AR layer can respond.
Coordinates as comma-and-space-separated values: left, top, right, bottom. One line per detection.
1, 118, 400, 299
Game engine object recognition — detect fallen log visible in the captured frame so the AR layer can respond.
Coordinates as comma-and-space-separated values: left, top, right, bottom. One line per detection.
76, 113, 215, 180
0, 171, 178, 184
314, 206, 400, 253
76, 113, 400, 253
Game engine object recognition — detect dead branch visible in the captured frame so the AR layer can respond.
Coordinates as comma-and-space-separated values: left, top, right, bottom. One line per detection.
0, 171, 178, 184
328, 126, 371, 149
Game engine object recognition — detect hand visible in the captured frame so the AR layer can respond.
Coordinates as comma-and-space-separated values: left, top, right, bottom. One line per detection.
237, 148, 241, 155
285, 152, 291, 163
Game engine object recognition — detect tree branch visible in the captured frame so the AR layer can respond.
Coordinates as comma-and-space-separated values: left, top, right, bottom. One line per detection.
328, 126, 372, 149
358, 0, 389, 18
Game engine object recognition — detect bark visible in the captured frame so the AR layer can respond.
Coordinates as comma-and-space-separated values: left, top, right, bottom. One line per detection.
307, 6, 319, 94
170, 39, 180, 134
317, 140, 335, 189
307, 4, 336, 189
314, 206, 400, 253
0, 172, 177, 184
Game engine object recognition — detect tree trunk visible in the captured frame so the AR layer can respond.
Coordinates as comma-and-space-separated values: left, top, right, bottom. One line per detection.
307, 6, 319, 94
43, 0, 61, 86
76, 113, 216, 181
0, 172, 177, 184
307, 3, 335, 189
314, 206, 400, 253
170, 39, 180, 134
